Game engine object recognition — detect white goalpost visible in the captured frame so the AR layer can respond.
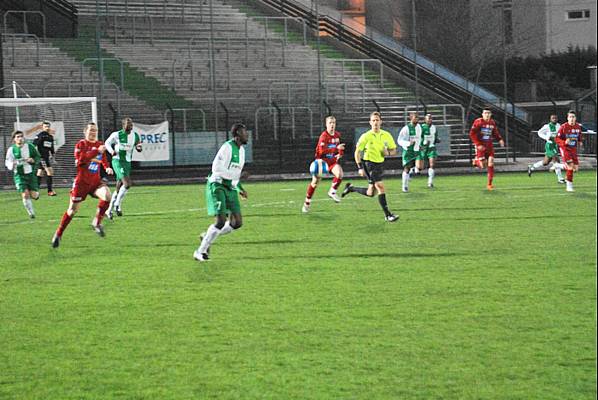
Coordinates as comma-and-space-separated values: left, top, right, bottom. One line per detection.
1, 96, 98, 188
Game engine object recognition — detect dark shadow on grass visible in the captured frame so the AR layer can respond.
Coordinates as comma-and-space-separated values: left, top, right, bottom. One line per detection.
449, 214, 593, 221
239, 252, 463, 260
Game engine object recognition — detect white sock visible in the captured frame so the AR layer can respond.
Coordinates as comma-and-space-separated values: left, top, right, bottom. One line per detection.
555, 168, 563, 180
218, 221, 234, 236
402, 171, 410, 189
23, 198, 34, 215
198, 224, 220, 254
115, 186, 128, 208
428, 168, 435, 185
107, 191, 118, 212
328, 187, 337, 195
532, 160, 544, 169
553, 162, 566, 170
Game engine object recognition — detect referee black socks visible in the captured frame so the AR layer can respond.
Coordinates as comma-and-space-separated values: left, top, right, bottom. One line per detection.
378, 193, 391, 217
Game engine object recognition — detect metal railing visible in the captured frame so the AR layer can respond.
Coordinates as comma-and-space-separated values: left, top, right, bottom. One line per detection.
1, 33, 40, 67
245, 16, 307, 67
3, 11, 47, 39
164, 108, 207, 132
268, 80, 367, 113
101, 0, 198, 22
41, 81, 122, 116
80, 57, 125, 91
322, 58, 384, 87
255, 106, 314, 140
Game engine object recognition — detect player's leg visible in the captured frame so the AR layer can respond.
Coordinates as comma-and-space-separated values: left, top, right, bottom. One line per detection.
107, 179, 122, 219
45, 166, 56, 196
550, 155, 565, 183
345, 162, 375, 197
411, 157, 423, 176
36, 167, 44, 189
328, 163, 343, 202
402, 159, 415, 192
427, 157, 436, 188
374, 181, 398, 222
52, 198, 83, 247
487, 155, 495, 190
114, 174, 132, 215
303, 175, 320, 212
91, 185, 111, 236
195, 185, 228, 261
22, 174, 40, 218
528, 156, 548, 176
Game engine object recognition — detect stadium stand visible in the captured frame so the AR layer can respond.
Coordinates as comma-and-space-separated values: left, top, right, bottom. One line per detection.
2, 0, 528, 183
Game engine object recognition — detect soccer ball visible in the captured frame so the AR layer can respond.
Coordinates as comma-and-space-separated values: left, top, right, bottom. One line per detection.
309, 159, 329, 177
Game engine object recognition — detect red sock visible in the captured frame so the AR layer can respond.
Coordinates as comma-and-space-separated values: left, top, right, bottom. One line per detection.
56, 212, 73, 237
331, 177, 342, 191
488, 166, 494, 185
95, 200, 110, 225
566, 169, 573, 182
305, 184, 316, 200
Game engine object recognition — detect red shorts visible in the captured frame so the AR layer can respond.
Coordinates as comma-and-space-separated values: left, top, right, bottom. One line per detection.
559, 148, 578, 165
70, 180, 106, 203
475, 144, 495, 161
321, 158, 339, 171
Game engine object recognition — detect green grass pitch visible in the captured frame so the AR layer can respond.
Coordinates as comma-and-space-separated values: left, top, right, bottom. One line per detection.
1, 171, 596, 399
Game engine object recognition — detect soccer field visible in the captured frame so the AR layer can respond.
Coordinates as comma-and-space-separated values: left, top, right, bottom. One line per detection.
1, 171, 596, 399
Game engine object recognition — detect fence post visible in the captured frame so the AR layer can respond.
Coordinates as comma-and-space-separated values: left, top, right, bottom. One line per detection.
272, 101, 283, 168
166, 104, 176, 169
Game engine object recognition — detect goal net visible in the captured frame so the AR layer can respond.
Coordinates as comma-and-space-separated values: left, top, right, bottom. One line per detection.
0, 97, 97, 189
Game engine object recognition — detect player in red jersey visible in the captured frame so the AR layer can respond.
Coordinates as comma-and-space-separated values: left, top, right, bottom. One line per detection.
469, 107, 505, 190
302, 115, 346, 212
556, 110, 583, 192
51, 122, 114, 248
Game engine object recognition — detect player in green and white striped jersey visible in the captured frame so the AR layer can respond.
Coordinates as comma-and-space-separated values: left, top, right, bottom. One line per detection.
397, 111, 422, 192
4, 130, 41, 218
105, 117, 142, 218
194, 123, 249, 262
527, 114, 566, 183
415, 114, 439, 188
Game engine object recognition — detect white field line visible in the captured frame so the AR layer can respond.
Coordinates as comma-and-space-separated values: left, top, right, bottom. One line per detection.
0, 186, 595, 227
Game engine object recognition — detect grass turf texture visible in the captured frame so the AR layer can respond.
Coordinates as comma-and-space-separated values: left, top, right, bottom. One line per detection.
0, 171, 596, 399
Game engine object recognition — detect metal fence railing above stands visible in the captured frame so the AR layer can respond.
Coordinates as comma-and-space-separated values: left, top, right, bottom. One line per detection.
3, 11, 46, 39
322, 59, 383, 87
255, 106, 314, 140
1, 33, 40, 67
99, 0, 199, 22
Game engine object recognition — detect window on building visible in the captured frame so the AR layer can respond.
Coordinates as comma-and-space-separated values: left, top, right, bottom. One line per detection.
566, 10, 591, 20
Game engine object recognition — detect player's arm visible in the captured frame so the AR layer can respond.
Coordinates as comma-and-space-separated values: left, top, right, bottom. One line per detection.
537, 125, 551, 141
493, 124, 504, 146
384, 132, 397, 156
212, 144, 231, 176
104, 132, 117, 155
431, 125, 439, 146
75, 142, 99, 166
555, 125, 567, 147
31, 144, 42, 164
134, 132, 142, 152
5, 148, 16, 171
397, 126, 411, 150
237, 182, 248, 199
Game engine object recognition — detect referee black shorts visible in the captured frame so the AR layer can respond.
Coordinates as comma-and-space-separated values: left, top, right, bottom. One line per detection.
39, 154, 52, 169
363, 160, 384, 184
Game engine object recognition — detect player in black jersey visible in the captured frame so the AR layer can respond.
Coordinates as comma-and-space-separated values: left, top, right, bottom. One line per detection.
33, 121, 57, 196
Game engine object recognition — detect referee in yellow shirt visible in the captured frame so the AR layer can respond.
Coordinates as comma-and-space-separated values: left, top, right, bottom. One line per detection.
341, 111, 399, 222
